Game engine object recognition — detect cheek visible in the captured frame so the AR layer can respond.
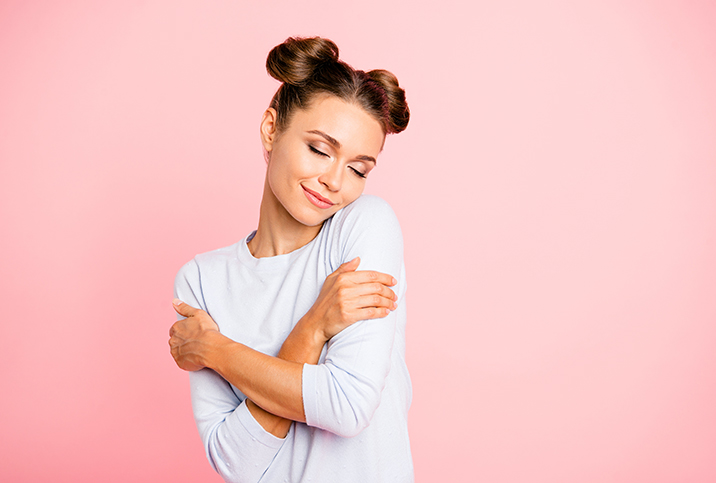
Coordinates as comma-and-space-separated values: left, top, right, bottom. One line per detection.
268, 149, 293, 180
266, 151, 312, 204
344, 180, 366, 203
272, 147, 314, 179
266, 157, 292, 204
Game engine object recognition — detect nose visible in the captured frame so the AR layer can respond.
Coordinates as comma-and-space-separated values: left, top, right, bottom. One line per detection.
318, 161, 343, 192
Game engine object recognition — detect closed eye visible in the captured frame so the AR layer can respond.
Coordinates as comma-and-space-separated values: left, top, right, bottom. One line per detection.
309, 145, 329, 157
310, 144, 366, 178
349, 166, 367, 179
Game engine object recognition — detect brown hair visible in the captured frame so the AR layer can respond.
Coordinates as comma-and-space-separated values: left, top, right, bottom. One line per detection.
266, 37, 410, 135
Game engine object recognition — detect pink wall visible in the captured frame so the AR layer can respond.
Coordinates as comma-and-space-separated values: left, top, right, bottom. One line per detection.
1, 1, 715, 481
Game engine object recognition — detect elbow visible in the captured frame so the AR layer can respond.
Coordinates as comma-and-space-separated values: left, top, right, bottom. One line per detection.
303, 359, 391, 438
204, 431, 236, 482
205, 444, 223, 477
332, 418, 369, 439
315, 380, 382, 438
201, 426, 252, 483
337, 392, 380, 437
205, 437, 251, 483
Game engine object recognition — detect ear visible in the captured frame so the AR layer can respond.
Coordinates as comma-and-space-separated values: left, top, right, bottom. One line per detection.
260, 108, 278, 153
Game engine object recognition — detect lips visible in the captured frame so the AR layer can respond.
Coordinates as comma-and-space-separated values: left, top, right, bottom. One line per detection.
302, 185, 335, 209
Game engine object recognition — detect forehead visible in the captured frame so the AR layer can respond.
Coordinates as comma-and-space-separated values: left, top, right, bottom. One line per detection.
288, 95, 385, 155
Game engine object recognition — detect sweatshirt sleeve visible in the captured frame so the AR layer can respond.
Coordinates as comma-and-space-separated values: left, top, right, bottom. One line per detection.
175, 259, 285, 483
301, 196, 406, 438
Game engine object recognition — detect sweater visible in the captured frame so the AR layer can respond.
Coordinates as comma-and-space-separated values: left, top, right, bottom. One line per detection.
174, 195, 413, 483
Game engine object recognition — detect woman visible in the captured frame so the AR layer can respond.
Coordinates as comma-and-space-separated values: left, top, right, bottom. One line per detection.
169, 36, 412, 483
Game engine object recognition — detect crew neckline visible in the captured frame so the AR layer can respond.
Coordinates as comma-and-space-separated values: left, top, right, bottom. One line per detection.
236, 221, 329, 271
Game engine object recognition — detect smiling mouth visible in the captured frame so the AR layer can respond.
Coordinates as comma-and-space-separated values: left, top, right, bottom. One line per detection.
302, 186, 335, 209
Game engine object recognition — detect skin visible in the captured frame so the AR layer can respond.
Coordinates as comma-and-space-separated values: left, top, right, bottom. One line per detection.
169, 95, 399, 438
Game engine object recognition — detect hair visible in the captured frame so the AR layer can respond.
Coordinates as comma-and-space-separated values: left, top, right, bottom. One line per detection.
266, 37, 410, 135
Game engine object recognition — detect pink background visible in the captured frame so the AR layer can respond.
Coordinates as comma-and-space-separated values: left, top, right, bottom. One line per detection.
1, 1, 715, 482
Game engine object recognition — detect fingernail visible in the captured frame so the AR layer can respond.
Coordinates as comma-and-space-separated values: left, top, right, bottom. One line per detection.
392, 301, 398, 309
391, 277, 397, 285
172, 298, 182, 306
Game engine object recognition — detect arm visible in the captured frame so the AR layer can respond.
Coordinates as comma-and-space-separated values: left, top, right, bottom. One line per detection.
170, 257, 398, 436
242, 314, 325, 438
302, 198, 406, 436
220, 256, 398, 437
173, 263, 283, 483
171, 197, 404, 446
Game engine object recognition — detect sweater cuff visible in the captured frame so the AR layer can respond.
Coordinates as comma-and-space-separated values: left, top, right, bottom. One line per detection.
236, 400, 286, 449
302, 363, 321, 428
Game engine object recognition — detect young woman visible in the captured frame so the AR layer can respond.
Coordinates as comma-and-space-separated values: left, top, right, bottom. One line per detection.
168, 37, 412, 483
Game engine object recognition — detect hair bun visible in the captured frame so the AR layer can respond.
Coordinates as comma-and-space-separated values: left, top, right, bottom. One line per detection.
266, 36, 410, 135
367, 69, 410, 134
266, 37, 340, 86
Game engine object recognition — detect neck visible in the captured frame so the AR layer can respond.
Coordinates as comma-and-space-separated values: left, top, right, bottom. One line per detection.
247, 174, 323, 258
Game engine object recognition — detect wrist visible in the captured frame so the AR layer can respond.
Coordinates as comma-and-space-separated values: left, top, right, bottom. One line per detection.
297, 311, 329, 350
279, 312, 327, 363
201, 330, 231, 371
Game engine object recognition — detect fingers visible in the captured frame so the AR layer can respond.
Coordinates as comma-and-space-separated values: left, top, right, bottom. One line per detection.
349, 281, 397, 302
354, 292, 398, 311
168, 318, 188, 339
358, 270, 396, 287
173, 298, 199, 317
343, 285, 399, 323
353, 306, 392, 321
338, 269, 397, 287
168, 321, 183, 347
336, 257, 360, 273
170, 302, 221, 340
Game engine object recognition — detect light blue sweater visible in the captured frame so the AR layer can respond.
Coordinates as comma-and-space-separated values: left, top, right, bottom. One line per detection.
174, 195, 413, 483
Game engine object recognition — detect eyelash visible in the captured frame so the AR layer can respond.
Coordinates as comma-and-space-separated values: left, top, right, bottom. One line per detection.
309, 145, 328, 157
350, 167, 367, 178
309, 145, 367, 179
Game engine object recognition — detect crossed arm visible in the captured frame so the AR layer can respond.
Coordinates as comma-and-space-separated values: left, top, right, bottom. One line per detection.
168, 256, 398, 438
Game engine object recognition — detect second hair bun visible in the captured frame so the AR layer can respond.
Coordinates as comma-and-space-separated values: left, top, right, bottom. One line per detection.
266, 37, 340, 86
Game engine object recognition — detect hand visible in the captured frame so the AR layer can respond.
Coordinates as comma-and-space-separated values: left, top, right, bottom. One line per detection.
303, 257, 398, 342
169, 299, 221, 372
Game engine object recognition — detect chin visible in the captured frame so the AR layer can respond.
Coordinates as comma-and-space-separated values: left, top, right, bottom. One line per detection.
289, 205, 337, 228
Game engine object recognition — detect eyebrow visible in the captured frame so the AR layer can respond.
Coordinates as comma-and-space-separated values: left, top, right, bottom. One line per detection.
307, 130, 377, 164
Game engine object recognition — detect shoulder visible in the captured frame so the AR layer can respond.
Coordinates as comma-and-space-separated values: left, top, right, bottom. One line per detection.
338, 194, 397, 219
326, 195, 404, 271
332, 195, 401, 235
174, 241, 242, 303
193, 241, 242, 269
176, 242, 240, 277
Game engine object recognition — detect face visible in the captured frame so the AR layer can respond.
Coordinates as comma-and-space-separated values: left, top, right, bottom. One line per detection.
260, 94, 385, 228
